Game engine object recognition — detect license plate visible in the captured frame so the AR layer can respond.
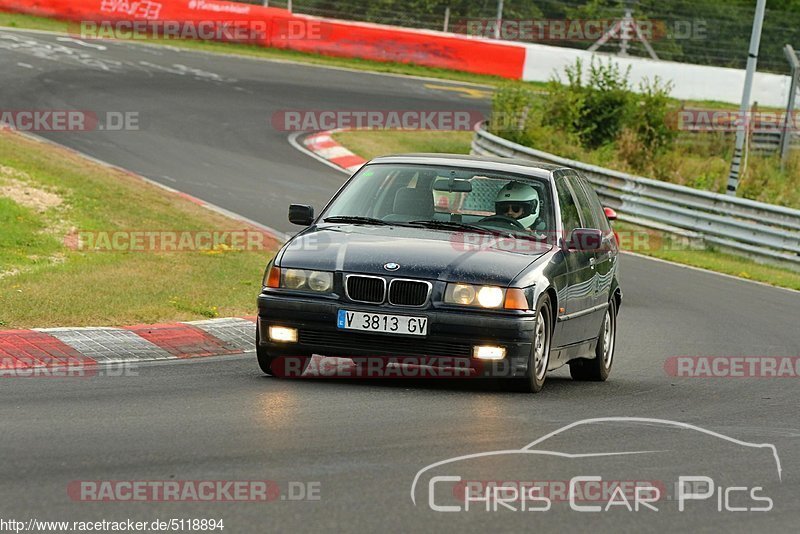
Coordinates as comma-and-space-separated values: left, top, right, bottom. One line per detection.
337, 310, 428, 336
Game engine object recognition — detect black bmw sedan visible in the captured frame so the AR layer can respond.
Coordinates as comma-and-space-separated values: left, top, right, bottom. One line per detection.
257, 154, 621, 393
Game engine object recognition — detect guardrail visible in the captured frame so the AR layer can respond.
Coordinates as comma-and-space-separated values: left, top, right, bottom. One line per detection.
471, 124, 800, 271
750, 130, 800, 154
677, 130, 800, 155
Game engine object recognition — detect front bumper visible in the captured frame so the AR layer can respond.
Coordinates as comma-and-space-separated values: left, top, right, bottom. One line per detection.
257, 292, 537, 378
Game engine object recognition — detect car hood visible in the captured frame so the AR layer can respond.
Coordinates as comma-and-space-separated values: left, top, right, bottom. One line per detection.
278, 225, 552, 286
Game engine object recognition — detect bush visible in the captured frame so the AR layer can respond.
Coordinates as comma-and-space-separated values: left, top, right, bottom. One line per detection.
488, 83, 537, 145
494, 58, 676, 166
542, 60, 586, 140
578, 59, 633, 149
542, 58, 633, 149
626, 77, 676, 162
486, 58, 798, 208
489, 84, 583, 157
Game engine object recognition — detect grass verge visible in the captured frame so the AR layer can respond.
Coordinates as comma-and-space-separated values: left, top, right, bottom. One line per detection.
333, 130, 473, 160
332, 129, 800, 291
613, 222, 800, 291
0, 131, 274, 329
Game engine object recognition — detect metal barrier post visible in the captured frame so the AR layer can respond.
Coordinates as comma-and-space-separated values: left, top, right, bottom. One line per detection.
780, 45, 799, 169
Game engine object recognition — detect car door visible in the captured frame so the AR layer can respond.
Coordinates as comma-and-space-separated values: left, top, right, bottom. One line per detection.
564, 171, 610, 339
554, 173, 597, 346
572, 172, 617, 309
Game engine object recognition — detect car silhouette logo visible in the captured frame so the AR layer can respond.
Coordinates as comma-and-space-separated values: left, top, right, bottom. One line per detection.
384, 262, 400, 271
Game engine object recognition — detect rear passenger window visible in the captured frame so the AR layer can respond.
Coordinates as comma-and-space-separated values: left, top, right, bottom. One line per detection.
573, 173, 611, 233
565, 173, 601, 230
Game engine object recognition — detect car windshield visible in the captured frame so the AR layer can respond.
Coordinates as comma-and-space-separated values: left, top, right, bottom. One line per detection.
320, 163, 556, 242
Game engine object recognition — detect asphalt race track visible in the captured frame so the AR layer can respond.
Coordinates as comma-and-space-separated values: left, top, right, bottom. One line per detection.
2, 29, 799, 532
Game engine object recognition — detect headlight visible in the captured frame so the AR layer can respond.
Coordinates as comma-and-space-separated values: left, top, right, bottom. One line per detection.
284, 269, 308, 289
477, 286, 504, 308
444, 283, 504, 308
444, 283, 529, 310
449, 283, 475, 305
276, 268, 334, 293
308, 271, 333, 292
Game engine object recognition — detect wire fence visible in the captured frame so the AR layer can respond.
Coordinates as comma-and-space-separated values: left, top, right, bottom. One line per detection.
231, 0, 799, 74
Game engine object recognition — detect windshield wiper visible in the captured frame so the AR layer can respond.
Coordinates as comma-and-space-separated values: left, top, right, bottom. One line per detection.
323, 216, 391, 226
407, 220, 511, 237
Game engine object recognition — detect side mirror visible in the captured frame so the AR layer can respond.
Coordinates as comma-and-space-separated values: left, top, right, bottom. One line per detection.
288, 204, 314, 226
603, 206, 618, 221
568, 228, 603, 251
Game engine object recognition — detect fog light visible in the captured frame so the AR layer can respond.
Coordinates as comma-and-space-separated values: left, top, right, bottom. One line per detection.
269, 326, 298, 343
473, 345, 506, 360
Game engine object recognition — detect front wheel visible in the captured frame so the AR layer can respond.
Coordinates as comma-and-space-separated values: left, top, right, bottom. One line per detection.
513, 294, 552, 393
569, 298, 617, 382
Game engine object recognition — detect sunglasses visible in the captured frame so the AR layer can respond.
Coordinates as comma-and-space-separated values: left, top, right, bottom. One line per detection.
498, 200, 537, 215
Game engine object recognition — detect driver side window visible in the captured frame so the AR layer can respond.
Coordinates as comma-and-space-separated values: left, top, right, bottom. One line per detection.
555, 176, 581, 240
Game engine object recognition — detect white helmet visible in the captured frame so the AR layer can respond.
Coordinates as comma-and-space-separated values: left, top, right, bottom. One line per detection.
495, 181, 540, 228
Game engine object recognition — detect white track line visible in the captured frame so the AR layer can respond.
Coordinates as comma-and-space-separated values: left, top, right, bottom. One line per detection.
0, 26, 495, 89
621, 250, 800, 294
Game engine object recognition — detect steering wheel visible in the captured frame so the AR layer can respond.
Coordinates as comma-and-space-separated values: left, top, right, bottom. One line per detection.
479, 215, 526, 230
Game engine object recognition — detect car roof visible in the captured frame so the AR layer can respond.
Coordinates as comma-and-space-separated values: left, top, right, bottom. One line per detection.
366, 153, 566, 180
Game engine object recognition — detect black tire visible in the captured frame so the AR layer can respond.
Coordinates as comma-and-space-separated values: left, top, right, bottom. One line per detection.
255, 328, 309, 378
513, 294, 552, 393
255, 328, 275, 376
569, 298, 617, 382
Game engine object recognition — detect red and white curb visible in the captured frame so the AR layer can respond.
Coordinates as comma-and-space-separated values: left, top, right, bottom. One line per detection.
0, 131, 289, 374
0, 317, 257, 373
302, 129, 367, 174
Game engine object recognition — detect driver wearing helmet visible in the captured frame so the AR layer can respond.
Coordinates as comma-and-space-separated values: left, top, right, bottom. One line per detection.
494, 181, 540, 230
